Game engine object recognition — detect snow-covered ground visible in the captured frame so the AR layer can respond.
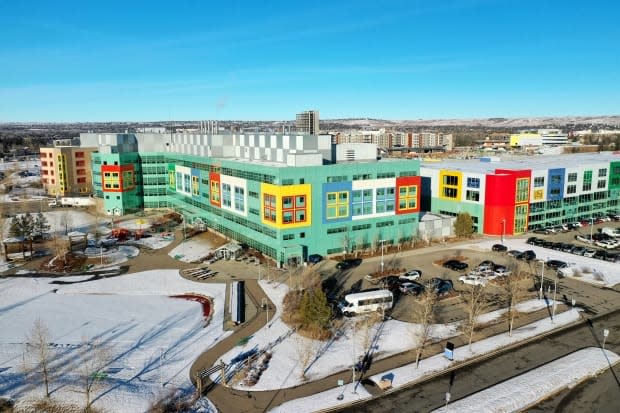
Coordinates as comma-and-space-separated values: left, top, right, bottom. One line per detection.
0, 270, 229, 412
213, 279, 577, 395
433, 347, 620, 412
467, 239, 620, 287
168, 237, 217, 263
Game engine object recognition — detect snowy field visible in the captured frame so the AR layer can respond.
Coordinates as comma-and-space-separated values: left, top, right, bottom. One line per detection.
466, 239, 620, 287
0, 270, 229, 412
433, 347, 620, 412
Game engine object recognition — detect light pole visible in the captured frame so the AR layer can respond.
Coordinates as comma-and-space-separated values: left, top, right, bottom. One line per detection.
551, 272, 558, 323
603, 329, 610, 350
590, 217, 594, 241
538, 259, 545, 299
380, 239, 386, 274
351, 320, 357, 394
501, 219, 506, 244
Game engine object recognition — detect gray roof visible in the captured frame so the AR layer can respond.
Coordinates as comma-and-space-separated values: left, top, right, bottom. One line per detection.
420, 152, 620, 173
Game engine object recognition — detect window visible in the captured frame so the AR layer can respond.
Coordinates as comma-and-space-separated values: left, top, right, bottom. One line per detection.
192, 176, 199, 196
75, 152, 84, 158
210, 180, 220, 203
263, 194, 276, 222
515, 178, 529, 203
234, 187, 245, 212
583, 170, 592, 183
466, 190, 480, 202
550, 188, 561, 196
352, 189, 373, 216
183, 174, 190, 193
583, 182, 592, 192
550, 175, 561, 185
567, 172, 577, 182
443, 175, 459, 186
467, 177, 480, 188
176, 172, 183, 191
398, 185, 418, 210
283, 234, 294, 240
326, 191, 348, 219
282, 194, 306, 224
441, 174, 459, 199
534, 177, 545, 187
599, 168, 608, 177
443, 187, 458, 198
567, 185, 576, 194
375, 187, 395, 213
597, 180, 606, 189
222, 183, 232, 207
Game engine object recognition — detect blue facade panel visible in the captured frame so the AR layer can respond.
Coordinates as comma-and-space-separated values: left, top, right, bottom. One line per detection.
546, 168, 565, 201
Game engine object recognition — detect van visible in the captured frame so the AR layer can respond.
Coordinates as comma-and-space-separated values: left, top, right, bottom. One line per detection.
338, 290, 393, 317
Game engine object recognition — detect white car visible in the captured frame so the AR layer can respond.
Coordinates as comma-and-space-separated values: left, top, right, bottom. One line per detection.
399, 270, 422, 281
575, 235, 593, 244
493, 268, 512, 277
459, 275, 488, 286
595, 240, 618, 249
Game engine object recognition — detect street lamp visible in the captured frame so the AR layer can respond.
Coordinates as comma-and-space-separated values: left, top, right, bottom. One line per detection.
351, 320, 357, 394
551, 271, 558, 323
538, 259, 545, 299
603, 329, 610, 350
380, 240, 386, 274
501, 219, 506, 244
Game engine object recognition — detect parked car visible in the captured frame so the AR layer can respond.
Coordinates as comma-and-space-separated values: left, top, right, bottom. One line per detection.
399, 269, 422, 281
604, 253, 618, 262
308, 254, 323, 264
551, 242, 563, 251
493, 267, 512, 277
399, 281, 425, 296
542, 240, 553, 248
477, 260, 495, 271
583, 249, 596, 258
507, 250, 522, 258
593, 250, 608, 260
571, 246, 586, 255
442, 259, 468, 271
546, 259, 568, 270
575, 234, 593, 244
560, 243, 574, 253
526, 237, 540, 245
336, 258, 363, 270
533, 228, 551, 235
459, 274, 488, 286
519, 250, 536, 261
492, 244, 507, 252
428, 278, 454, 295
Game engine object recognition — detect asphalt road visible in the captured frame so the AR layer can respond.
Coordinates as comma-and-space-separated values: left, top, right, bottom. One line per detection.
337, 309, 620, 413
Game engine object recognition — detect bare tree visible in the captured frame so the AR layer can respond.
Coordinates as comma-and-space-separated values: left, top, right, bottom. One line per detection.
503, 262, 530, 336
52, 234, 71, 267
413, 287, 437, 367
23, 318, 55, 397
461, 284, 490, 349
293, 336, 318, 380
59, 210, 72, 235
75, 338, 111, 410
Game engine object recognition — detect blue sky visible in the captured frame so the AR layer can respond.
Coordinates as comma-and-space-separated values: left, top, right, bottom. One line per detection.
0, 0, 619, 122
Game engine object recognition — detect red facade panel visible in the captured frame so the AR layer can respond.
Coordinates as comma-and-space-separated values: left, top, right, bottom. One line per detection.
209, 172, 221, 207
395, 176, 421, 215
484, 174, 515, 236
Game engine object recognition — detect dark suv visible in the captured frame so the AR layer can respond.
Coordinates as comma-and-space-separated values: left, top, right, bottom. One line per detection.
336, 258, 362, 270
492, 244, 508, 252
442, 260, 468, 271
546, 259, 567, 270
519, 250, 536, 261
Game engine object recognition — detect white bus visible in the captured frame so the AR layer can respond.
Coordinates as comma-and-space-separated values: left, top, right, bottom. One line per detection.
338, 290, 393, 317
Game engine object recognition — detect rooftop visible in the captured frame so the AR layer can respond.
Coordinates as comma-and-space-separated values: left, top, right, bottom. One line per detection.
420, 152, 620, 173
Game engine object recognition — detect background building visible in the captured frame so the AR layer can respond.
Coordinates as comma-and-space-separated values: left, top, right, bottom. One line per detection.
296, 110, 320, 135
39, 139, 97, 197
